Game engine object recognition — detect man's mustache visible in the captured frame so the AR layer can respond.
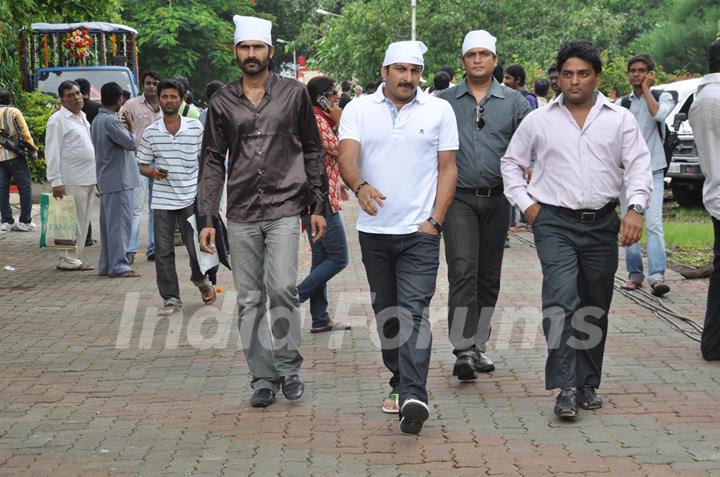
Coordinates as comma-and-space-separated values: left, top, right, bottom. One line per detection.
399, 82, 414, 88
244, 58, 260, 66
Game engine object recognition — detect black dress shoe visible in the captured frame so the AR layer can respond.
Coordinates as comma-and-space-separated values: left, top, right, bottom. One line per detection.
147, 254, 155, 262
281, 374, 304, 400
126, 252, 135, 265
250, 388, 276, 408
578, 385, 602, 410
452, 353, 477, 381
554, 389, 578, 418
475, 353, 495, 373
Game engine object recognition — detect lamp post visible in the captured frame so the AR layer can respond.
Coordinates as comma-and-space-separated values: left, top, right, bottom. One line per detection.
276, 38, 296, 79
411, 0, 417, 41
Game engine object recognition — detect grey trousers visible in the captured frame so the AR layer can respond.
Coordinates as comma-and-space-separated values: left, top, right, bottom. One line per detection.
227, 215, 302, 391
533, 205, 619, 390
98, 188, 133, 276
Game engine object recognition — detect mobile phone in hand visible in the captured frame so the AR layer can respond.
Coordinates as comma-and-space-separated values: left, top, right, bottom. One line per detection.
317, 95, 332, 112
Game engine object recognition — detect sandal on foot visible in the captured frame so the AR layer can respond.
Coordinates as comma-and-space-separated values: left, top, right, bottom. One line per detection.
201, 285, 217, 305
621, 280, 641, 290
109, 270, 141, 278
382, 393, 399, 414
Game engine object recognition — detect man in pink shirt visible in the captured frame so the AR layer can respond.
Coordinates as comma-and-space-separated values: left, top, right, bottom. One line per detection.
501, 40, 652, 419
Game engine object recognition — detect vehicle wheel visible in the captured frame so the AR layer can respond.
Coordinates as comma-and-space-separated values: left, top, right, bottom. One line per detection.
670, 181, 703, 207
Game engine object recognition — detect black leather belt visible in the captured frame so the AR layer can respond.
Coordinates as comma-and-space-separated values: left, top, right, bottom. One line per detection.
456, 186, 503, 198
539, 202, 617, 223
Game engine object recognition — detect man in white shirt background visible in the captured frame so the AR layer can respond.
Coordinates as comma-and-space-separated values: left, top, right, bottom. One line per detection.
689, 39, 720, 361
45, 80, 97, 271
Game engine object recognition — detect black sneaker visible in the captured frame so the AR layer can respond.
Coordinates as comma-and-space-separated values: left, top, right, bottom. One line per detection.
400, 399, 429, 435
554, 389, 577, 418
578, 385, 602, 410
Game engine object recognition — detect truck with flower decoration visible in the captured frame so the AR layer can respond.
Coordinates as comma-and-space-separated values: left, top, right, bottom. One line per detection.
19, 22, 140, 100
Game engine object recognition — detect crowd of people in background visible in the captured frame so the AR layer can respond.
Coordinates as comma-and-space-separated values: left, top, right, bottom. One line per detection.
0, 13, 718, 438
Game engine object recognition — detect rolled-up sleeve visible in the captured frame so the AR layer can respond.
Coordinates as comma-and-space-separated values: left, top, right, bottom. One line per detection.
197, 101, 228, 229
501, 116, 536, 213
621, 114, 653, 208
654, 91, 675, 123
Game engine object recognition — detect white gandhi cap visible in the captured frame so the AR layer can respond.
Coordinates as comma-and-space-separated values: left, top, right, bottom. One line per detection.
462, 30, 497, 56
233, 15, 272, 46
382, 40, 428, 67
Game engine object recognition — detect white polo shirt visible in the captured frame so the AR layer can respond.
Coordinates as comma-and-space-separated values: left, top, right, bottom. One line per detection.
339, 84, 458, 234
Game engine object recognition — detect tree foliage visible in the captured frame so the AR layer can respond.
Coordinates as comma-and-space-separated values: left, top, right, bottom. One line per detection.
121, 0, 256, 99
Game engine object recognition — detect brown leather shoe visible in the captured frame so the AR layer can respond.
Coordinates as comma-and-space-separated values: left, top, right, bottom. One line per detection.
201, 286, 217, 305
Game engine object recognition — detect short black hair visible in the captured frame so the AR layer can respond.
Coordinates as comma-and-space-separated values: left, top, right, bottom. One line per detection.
709, 39, 720, 73
58, 80, 80, 98
75, 78, 91, 96
627, 54, 655, 72
157, 79, 183, 98
505, 64, 526, 86
101, 82, 124, 106
534, 78, 549, 97
492, 65, 504, 83
364, 81, 376, 92
122, 90, 131, 100
548, 65, 559, 75
306, 76, 336, 104
340, 80, 351, 93
433, 71, 451, 91
205, 80, 225, 101
438, 65, 456, 81
556, 40, 602, 74
141, 71, 161, 83
0, 90, 11, 105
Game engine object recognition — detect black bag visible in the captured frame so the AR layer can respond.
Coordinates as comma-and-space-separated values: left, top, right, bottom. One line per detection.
620, 90, 678, 170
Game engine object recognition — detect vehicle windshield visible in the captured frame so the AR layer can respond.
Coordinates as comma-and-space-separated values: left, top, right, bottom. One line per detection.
37, 69, 136, 101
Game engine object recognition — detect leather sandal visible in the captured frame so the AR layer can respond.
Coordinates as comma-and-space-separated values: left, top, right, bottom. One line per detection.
621, 280, 641, 290
110, 270, 141, 278
201, 286, 217, 305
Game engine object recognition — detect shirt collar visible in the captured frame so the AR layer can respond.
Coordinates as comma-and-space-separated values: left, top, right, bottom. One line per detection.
235, 73, 277, 98
699, 72, 720, 89
60, 106, 86, 120
455, 77, 506, 100
372, 83, 426, 105
157, 115, 190, 135
551, 91, 613, 110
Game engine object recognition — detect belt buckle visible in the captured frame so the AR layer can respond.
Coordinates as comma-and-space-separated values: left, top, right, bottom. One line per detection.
580, 211, 596, 223
475, 188, 492, 198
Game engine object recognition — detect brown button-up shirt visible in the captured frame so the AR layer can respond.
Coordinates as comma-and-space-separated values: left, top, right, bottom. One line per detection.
197, 74, 327, 226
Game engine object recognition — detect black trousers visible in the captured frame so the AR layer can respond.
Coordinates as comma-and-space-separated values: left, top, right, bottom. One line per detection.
359, 231, 440, 404
702, 217, 720, 360
533, 206, 619, 390
444, 192, 511, 355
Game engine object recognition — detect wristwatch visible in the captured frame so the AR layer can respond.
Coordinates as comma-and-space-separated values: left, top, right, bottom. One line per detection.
427, 217, 443, 233
628, 204, 645, 215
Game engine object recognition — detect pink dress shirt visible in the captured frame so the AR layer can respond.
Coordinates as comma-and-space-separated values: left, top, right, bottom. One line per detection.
501, 92, 652, 213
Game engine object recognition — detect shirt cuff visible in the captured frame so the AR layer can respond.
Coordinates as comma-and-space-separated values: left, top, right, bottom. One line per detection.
311, 199, 326, 217
517, 193, 537, 214
626, 194, 649, 210
50, 179, 63, 187
198, 215, 216, 230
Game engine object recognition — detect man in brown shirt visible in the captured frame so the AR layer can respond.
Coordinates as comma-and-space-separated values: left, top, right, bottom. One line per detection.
198, 15, 327, 408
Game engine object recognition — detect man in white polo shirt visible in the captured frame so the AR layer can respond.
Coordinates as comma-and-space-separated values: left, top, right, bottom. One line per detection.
339, 41, 458, 435
137, 79, 216, 316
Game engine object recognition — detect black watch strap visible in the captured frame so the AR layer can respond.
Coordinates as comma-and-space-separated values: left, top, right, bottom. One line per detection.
427, 217, 443, 233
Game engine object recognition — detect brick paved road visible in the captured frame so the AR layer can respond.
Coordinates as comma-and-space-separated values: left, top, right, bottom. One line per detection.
0, 201, 718, 476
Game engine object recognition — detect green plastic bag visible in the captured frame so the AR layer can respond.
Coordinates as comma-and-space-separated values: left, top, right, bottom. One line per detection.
39, 193, 77, 249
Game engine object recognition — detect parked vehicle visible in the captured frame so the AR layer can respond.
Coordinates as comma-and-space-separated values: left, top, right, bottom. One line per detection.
19, 22, 139, 100
654, 78, 703, 207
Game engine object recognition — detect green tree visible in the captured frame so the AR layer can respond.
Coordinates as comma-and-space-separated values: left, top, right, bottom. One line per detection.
121, 0, 256, 99
633, 0, 720, 73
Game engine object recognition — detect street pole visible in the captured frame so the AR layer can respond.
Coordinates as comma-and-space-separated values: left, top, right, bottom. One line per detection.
293, 49, 297, 80
411, 0, 417, 41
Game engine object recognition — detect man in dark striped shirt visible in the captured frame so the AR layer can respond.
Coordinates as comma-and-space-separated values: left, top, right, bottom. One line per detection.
138, 79, 217, 316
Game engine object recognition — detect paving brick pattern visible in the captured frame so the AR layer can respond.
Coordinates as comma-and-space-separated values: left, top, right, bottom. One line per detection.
0, 201, 718, 476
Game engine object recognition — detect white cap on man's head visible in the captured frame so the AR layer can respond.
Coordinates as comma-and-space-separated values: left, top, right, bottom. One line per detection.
233, 15, 272, 46
462, 30, 497, 56
382, 40, 428, 67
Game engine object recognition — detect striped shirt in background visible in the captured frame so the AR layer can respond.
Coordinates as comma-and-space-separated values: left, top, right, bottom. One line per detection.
137, 117, 203, 210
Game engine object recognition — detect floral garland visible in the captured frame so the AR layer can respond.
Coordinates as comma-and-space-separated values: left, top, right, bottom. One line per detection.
64, 27, 94, 60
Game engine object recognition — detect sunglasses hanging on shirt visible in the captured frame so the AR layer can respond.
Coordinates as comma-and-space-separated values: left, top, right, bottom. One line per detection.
475, 104, 486, 130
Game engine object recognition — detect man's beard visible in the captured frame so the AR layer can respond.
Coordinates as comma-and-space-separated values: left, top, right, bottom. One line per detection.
161, 106, 179, 115
239, 57, 270, 76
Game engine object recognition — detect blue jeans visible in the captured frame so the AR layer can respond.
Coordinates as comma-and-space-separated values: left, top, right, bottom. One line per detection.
0, 158, 32, 225
297, 210, 349, 327
621, 170, 666, 284
129, 175, 154, 255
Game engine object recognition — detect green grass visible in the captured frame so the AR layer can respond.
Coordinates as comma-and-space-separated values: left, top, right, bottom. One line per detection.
638, 212, 714, 268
